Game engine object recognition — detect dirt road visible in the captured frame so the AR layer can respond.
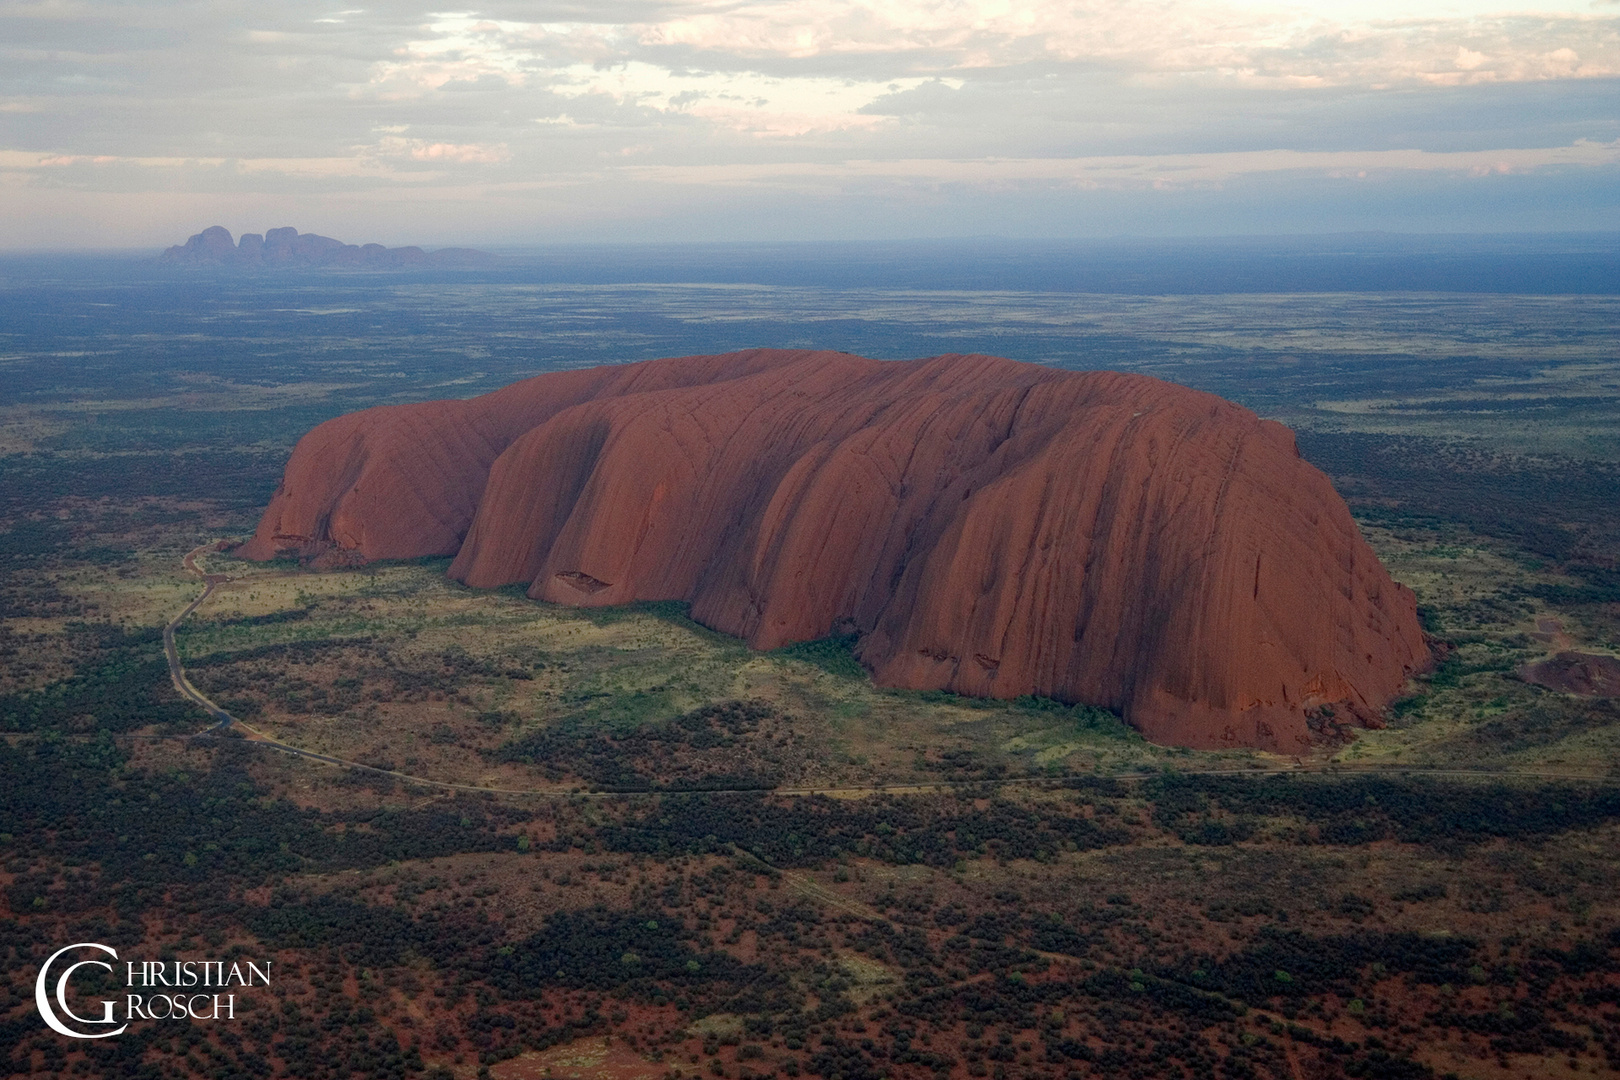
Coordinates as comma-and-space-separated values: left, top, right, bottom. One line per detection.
161, 542, 1620, 798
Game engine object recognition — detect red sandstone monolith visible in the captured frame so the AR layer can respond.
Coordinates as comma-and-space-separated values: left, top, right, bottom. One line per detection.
241, 349, 1429, 749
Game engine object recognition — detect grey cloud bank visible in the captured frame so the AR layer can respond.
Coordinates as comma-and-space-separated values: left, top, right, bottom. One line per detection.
1, 0, 1616, 247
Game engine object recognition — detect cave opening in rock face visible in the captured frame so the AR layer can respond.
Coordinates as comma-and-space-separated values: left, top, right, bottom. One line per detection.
241, 348, 1430, 751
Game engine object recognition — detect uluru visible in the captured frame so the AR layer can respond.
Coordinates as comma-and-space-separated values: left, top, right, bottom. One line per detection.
240, 349, 1429, 751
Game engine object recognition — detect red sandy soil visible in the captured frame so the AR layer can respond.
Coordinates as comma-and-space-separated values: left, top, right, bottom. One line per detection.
491, 1036, 663, 1080
1520, 650, 1620, 696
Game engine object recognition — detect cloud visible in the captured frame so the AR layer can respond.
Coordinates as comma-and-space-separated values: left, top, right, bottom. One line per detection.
372, 1, 1620, 87
361, 3, 1619, 112
545, 60, 958, 135
0, 149, 433, 181
376, 136, 511, 163
9, 136, 1608, 193
0, 0, 1617, 241
609, 139, 1620, 190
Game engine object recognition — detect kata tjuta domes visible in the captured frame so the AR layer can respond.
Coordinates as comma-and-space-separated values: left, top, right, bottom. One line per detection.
160, 225, 495, 269
240, 349, 1429, 751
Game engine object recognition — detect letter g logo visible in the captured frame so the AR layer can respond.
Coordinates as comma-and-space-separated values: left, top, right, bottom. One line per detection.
36, 943, 126, 1039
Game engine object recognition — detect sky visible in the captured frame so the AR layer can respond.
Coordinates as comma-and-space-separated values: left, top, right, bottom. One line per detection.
1, 0, 1617, 247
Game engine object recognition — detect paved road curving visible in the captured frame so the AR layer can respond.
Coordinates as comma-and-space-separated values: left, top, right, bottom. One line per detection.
160, 541, 1620, 797
164, 542, 237, 728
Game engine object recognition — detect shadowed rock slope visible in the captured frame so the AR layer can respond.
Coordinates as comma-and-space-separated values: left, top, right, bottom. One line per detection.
241, 349, 1428, 749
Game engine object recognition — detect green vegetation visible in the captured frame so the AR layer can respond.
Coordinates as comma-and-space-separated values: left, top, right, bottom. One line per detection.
0, 623, 195, 733
770, 635, 865, 680
493, 700, 789, 790
3, 280, 1619, 1080
4, 722, 1617, 1078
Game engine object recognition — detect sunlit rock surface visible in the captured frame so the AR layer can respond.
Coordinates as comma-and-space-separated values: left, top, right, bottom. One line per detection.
242, 349, 1428, 749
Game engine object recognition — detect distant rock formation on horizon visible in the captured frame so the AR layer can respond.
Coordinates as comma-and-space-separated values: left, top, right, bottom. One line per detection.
239, 348, 1431, 751
160, 225, 497, 269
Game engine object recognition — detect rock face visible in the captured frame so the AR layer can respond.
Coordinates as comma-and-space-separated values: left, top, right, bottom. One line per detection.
241, 349, 1429, 749
160, 226, 495, 269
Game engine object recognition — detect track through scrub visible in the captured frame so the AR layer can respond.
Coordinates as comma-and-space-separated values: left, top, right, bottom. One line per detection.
165, 542, 236, 728
159, 541, 1620, 798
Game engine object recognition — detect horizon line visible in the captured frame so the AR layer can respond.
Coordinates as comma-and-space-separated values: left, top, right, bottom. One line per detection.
5, 228, 1620, 257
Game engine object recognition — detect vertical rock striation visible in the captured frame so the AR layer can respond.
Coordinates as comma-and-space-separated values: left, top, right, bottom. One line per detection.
241, 349, 1428, 749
